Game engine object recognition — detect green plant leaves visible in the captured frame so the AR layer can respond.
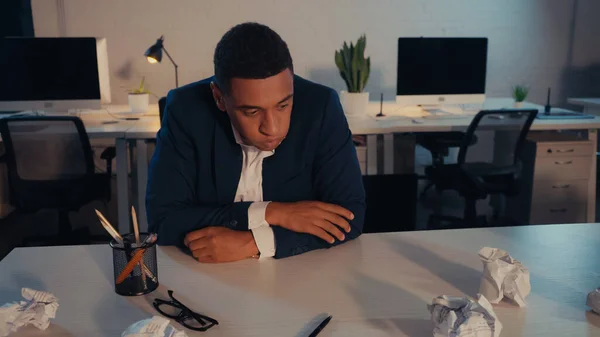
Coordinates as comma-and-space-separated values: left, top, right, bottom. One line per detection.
512, 85, 530, 102
335, 35, 370, 93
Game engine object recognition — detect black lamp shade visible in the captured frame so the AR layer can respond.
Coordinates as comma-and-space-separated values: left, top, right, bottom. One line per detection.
144, 35, 179, 88
144, 36, 164, 63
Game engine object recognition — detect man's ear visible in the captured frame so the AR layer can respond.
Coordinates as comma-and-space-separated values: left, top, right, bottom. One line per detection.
210, 81, 227, 112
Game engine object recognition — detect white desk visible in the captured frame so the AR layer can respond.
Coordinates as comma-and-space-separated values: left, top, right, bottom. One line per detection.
568, 98, 600, 115
1, 224, 600, 336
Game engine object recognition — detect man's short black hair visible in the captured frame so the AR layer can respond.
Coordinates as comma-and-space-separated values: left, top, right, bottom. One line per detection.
214, 22, 293, 93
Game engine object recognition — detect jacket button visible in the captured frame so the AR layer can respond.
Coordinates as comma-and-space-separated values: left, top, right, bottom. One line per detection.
230, 220, 238, 227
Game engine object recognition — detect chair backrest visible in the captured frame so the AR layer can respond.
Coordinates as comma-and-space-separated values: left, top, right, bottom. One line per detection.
158, 97, 167, 126
458, 109, 538, 168
0, 116, 95, 182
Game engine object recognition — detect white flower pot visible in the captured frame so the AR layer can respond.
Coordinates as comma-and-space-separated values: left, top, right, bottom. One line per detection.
340, 91, 369, 116
514, 101, 524, 109
128, 93, 149, 114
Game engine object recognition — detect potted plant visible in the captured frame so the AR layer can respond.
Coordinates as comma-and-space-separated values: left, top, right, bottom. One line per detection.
128, 77, 151, 114
335, 35, 370, 116
512, 85, 529, 108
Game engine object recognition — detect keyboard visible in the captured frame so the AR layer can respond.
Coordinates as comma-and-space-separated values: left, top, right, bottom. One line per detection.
536, 111, 595, 120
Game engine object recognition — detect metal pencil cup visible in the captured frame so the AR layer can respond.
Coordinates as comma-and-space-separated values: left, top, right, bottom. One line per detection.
110, 232, 159, 296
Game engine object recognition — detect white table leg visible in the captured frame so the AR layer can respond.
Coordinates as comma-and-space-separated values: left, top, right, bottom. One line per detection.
116, 138, 130, 233
366, 135, 378, 175
135, 140, 149, 232
587, 129, 597, 222
383, 134, 394, 174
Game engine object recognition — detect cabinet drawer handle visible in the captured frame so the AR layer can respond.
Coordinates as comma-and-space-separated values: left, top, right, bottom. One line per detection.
556, 149, 575, 153
554, 161, 573, 165
552, 184, 570, 189
549, 208, 567, 213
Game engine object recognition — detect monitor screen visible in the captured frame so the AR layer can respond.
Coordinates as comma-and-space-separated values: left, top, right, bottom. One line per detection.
396, 38, 488, 96
0, 37, 101, 102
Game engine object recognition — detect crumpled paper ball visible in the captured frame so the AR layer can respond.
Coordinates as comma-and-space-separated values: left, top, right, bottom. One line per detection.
587, 288, 600, 315
478, 247, 531, 307
122, 316, 188, 337
0, 288, 59, 337
428, 294, 502, 337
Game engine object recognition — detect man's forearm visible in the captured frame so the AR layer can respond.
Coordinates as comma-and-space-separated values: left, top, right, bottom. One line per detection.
271, 219, 362, 258
265, 200, 365, 258
148, 201, 253, 245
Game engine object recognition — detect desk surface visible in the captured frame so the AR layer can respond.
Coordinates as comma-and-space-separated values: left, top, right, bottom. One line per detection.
568, 98, 600, 107
121, 98, 600, 139
2, 224, 600, 336
75, 105, 159, 138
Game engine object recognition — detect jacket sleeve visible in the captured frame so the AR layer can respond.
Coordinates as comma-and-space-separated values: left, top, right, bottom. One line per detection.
272, 89, 366, 258
146, 91, 251, 245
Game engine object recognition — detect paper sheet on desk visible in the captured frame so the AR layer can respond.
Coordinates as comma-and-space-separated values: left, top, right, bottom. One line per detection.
0, 288, 59, 337
478, 247, 530, 307
429, 294, 502, 337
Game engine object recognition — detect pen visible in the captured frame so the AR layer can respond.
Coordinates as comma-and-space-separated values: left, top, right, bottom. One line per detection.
376, 93, 385, 117
308, 315, 332, 337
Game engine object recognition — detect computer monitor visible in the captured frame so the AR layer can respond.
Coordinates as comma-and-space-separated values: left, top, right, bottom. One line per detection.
0, 37, 111, 112
396, 37, 488, 106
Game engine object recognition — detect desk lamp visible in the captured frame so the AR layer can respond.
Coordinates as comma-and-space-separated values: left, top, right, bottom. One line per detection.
145, 35, 179, 88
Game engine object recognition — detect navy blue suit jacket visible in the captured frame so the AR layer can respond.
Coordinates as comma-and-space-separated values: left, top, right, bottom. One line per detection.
146, 75, 365, 258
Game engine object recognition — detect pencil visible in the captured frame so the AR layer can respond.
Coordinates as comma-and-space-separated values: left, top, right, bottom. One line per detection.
94, 209, 123, 244
116, 248, 146, 284
131, 206, 147, 288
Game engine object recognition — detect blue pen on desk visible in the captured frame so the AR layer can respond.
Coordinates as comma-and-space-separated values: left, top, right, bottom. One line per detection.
308, 315, 332, 337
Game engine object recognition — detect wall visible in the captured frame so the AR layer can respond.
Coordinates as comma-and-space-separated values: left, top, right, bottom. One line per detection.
31, 0, 600, 107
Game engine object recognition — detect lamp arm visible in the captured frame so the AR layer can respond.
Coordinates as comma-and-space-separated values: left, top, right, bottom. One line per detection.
162, 46, 179, 88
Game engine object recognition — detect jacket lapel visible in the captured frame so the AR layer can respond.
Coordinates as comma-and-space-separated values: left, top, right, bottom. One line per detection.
213, 114, 242, 204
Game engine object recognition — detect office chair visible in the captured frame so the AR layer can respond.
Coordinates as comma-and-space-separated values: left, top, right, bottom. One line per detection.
0, 116, 114, 246
362, 174, 417, 233
158, 96, 167, 125
417, 132, 478, 196
425, 109, 537, 229
145, 97, 167, 148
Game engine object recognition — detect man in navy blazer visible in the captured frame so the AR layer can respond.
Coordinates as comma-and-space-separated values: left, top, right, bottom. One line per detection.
146, 22, 365, 262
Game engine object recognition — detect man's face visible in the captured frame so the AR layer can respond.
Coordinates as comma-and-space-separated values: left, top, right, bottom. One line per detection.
211, 69, 294, 152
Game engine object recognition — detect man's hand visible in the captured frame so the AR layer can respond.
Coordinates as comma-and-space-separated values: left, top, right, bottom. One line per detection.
265, 201, 354, 244
184, 227, 259, 263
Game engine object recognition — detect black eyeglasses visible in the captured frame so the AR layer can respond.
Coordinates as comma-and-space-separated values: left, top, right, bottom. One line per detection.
152, 290, 219, 331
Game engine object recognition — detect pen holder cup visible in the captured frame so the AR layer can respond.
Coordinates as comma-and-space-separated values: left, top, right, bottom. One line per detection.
110, 232, 159, 296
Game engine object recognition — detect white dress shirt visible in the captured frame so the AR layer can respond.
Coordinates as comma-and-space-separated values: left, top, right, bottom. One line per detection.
232, 126, 276, 258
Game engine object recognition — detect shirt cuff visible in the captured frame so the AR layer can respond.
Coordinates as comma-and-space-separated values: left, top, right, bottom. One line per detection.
248, 201, 271, 230
251, 226, 276, 258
